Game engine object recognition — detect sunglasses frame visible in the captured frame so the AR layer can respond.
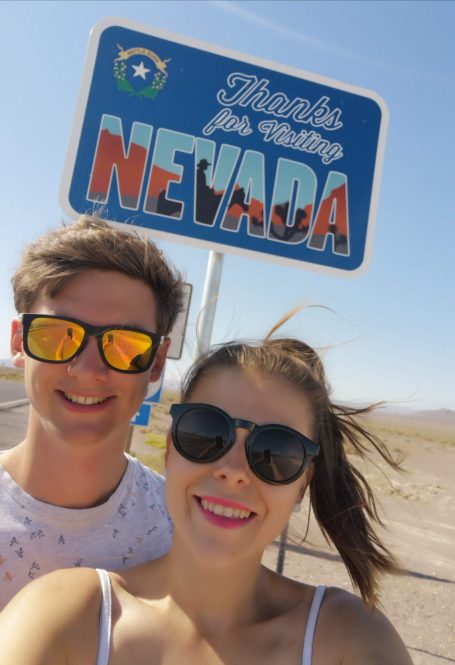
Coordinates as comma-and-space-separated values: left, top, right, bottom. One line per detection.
19, 313, 164, 374
170, 402, 319, 485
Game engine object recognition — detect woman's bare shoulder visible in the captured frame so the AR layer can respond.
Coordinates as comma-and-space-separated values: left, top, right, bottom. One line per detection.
315, 587, 413, 664
0, 568, 102, 665
2, 567, 102, 613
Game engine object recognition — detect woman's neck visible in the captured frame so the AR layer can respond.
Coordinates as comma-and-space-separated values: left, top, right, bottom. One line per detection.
162, 537, 270, 634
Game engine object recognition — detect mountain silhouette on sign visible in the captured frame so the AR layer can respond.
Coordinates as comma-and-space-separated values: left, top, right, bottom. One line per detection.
145, 164, 182, 214
88, 129, 148, 206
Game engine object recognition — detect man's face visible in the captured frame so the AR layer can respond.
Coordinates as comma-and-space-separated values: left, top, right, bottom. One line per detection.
11, 269, 169, 450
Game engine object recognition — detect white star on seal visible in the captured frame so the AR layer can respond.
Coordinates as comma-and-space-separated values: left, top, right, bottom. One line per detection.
132, 61, 151, 80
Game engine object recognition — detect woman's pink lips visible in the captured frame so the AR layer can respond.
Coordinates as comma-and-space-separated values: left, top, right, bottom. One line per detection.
199, 495, 254, 512
196, 496, 256, 530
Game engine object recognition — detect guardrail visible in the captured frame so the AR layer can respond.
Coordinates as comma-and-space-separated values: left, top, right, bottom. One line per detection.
0, 399, 29, 410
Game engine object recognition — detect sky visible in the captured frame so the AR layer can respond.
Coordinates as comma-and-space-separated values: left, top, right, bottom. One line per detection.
0, 0, 453, 411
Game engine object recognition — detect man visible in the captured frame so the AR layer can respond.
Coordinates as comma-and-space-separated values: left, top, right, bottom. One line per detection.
0, 215, 184, 608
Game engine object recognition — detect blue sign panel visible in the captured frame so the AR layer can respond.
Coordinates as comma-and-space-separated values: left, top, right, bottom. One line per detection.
131, 402, 152, 427
61, 18, 388, 274
131, 375, 164, 427
143, 380, 163, 405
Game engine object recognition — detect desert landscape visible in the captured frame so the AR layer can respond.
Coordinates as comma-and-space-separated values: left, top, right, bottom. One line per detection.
1, 375, 454, 664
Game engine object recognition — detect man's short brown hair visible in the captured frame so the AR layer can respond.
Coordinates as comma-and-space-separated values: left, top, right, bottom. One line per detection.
12, 215, 185, 335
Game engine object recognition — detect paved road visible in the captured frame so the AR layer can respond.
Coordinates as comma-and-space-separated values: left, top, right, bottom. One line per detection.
0, 380, 26, 403
0, 380, 28, 451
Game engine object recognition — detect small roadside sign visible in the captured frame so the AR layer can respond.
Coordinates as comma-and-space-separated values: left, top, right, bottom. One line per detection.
131, 375, 163, 427
61, 18, 388, 275
143, 376, 164, 405
166, 282, 192, 360
131, 281, 191, 428
131, 402, 152, 427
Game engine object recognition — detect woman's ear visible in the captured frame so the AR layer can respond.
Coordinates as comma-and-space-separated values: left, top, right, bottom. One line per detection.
10, 318, 25, 368
297, 462, 315, 503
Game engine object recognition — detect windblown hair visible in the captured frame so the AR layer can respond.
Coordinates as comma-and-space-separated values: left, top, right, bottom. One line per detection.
12, 215, 185, 334
181, 311, 401, 607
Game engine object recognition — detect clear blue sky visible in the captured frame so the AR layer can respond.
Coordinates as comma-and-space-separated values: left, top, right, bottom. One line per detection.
1, 1, 453, 411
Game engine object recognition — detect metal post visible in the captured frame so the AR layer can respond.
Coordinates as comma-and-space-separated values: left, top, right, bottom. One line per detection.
276, 523, 289, 574
125, 425, 134, 453
194, 251, 224, 359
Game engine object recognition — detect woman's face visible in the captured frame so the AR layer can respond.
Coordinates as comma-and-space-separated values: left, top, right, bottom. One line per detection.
165, 365, 315, 568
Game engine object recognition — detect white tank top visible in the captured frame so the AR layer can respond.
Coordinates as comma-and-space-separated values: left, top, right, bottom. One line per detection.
95, 569, 326, 665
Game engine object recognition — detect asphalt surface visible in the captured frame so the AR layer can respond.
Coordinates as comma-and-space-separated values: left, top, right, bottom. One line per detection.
0, 380, 26, 403
0, 380, 28, 451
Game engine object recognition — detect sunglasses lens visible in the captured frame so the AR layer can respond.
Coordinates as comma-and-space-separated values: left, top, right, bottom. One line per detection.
26, 317, 85, 361
102, 330, 155, 372
249, 429, 305, 483
175, 407, 231, 461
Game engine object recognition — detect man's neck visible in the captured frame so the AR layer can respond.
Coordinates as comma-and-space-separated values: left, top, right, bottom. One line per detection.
1, 427, 130, 509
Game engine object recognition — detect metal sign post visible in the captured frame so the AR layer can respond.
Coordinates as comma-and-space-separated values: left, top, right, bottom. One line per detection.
195, 251, 224, 359
276, 524, 289, 574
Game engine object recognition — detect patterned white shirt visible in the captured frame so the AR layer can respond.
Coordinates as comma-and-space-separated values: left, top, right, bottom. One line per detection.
0, 454, 172, 609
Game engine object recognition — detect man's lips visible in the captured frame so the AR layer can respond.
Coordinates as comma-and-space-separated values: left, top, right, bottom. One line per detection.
57, 390, 114, 409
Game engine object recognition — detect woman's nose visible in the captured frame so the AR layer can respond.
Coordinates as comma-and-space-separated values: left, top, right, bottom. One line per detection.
211, 430, 251, 487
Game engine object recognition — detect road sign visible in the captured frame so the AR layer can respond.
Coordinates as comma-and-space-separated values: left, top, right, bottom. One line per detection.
131, 402, 152, 427
61, 18, 388, 275
143, 375, 164, 405
131, 375, 164, 427
167, 282, 192, 360
130, 283, 190, 427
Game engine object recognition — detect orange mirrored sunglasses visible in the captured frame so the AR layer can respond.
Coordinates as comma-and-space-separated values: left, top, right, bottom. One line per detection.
20, 314, 163, 374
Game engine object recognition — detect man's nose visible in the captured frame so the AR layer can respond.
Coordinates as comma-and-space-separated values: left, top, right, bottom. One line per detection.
67, 336, 109, 379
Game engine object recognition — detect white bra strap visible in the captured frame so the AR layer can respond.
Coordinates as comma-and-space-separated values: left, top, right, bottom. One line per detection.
96, 569, 112, 665
302, 585, 326, 665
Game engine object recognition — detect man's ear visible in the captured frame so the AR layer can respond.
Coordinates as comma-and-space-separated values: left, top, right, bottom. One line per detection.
10, 318, 25, 369
149, 337, 171, 383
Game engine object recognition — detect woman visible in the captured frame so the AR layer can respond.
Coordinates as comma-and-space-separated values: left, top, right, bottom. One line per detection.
0, 324, 413, 664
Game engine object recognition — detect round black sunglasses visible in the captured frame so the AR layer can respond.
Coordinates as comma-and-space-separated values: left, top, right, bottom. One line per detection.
170, 403, 319, 485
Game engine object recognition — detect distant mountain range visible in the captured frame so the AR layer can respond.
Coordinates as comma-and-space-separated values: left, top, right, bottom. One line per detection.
362, 404, 455, 426
410, 408, 455, 424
